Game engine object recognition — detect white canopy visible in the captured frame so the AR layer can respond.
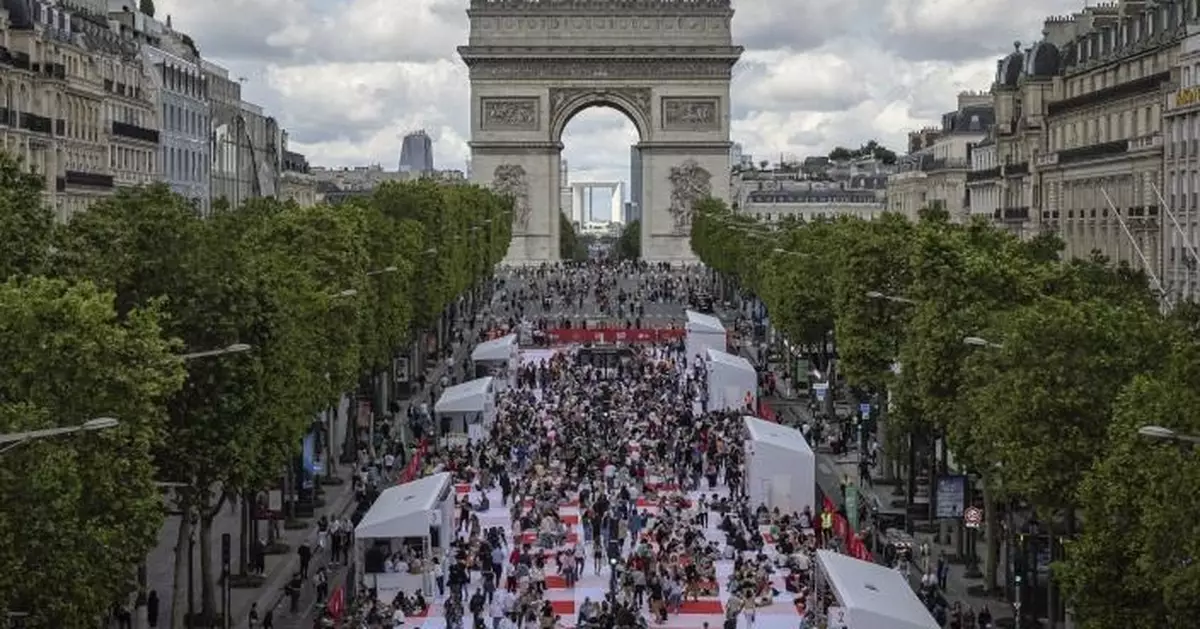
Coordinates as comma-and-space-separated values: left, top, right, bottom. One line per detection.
707, 347, 753, 372
745, 415, 812, 455
816, 550, 939, 629
471, 334, 517, 362
685, 310, 725, 334
355, 472, 453, 540
434, 376, 494, 414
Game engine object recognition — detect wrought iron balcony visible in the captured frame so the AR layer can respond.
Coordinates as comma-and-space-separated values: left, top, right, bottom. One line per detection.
19, 113, 52, 134
992, 207, 1029, 221
966, 166, 1001, 182
1003, 162, 1029, 177
111, 121, 160, 144
64, 170, 115, 189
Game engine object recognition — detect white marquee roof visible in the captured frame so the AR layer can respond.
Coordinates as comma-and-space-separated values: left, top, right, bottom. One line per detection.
816, 550, 939, 629
706, 347, 754, 373
685, 310, 725, 334
744, 416, 813, 455
471, 333, 517, 362
434, 376, 494, 414
355, 472, 453, 540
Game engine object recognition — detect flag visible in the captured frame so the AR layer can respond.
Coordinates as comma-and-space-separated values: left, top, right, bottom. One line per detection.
328, 584, 345, 619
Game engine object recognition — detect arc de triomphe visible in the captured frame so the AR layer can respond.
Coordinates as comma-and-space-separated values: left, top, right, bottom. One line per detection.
458, 0, 742, 263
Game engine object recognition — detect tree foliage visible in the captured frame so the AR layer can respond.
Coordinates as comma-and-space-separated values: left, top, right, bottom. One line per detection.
690, 195, 1200, 625
0, 166, 511, 627
614, 220, 641, 260
828, 140, 897, 164
559, 211, 587, 261
0, 278, 184, 627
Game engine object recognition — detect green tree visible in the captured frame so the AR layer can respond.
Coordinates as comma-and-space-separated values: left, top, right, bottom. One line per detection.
828, 147, 853, 161
614, 220, 641, 260
139, 0, 155, 16
0, 152, 53, 279
963, 294, 1167, 514
559, 211, 586, 261
0, 277, 184, 628
1057, 328, 1200, 629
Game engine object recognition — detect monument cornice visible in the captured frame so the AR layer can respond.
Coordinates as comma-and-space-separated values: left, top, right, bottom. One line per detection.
635, 140, 733, 151
468, 0, 732, 14
459, 45, 743, 63
469, 141, 566, 152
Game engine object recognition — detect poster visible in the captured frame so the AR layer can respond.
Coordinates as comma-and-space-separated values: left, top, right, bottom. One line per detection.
393, 356, 410, 383
935, 474, 967, 519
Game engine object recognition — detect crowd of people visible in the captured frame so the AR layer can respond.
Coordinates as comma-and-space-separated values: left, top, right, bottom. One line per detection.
332, 262, 992, 629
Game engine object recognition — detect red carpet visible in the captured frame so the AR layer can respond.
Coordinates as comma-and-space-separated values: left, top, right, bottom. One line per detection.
515, 531, 579, 545
561, 513, 579, 526
545, 574, 570, 589
409, 608, 430, 618
679, 600, 724, 614
455, 484, 471, 494
646, 482, 680, 491
636, 497, 692, 509
549, 600, 575, 615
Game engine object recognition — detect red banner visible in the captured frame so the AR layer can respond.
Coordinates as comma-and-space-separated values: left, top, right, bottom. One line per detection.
328, 584, 345, 619
546, 328, 686, 345
398, 439, 428, 484
823, 495, 873, 562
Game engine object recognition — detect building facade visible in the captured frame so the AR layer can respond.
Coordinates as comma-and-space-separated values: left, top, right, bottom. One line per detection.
143, 37, 209, 212
1163, 27, 1200, 301
887, 92, 994, 221
279, 146, 316, 207
398, 129, 433, 173
1026, 2, 1176, 280
206, 60, 280, 209
733, 165, 888, 222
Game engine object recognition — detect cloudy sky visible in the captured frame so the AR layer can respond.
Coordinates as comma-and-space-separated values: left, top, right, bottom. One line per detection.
156, 0, 1086, 193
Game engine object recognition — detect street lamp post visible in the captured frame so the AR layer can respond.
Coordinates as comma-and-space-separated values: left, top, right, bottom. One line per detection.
1138, 425, 1200, 447
177, 343, 252, 361
0, 417, 120, 454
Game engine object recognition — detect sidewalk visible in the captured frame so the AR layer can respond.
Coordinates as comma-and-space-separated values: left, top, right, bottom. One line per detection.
140, 313, 482, 629
768, 395, 1015, 626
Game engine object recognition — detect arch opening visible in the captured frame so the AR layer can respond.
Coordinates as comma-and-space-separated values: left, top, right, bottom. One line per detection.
560, 104, 640, 260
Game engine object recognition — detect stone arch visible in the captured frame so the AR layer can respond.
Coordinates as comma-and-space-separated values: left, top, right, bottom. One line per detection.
461, 0, 742, 264
549, 89, 651, 145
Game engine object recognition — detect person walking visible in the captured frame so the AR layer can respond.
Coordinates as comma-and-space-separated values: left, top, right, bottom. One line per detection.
146, 590, 159, 629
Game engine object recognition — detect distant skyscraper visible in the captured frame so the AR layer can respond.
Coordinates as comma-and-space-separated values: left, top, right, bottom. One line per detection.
399, 130, 434, 173
629, 147, 643, 223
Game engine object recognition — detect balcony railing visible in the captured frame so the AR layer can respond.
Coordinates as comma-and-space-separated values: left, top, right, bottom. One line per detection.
19, 112, 52, 134
966, 166, 1001, 182
992, 207, 1030, 221
1057, 139, 1128, 165
64, 170, 115, 189
111, 121, 160, 144
1004, 161, 1030, 177
1127, 133, 1163, 153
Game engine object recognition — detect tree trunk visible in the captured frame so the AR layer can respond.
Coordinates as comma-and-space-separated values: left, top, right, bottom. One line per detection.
982, 481, 999, 592
198, 493, 227, 624
170, 506, 194, 629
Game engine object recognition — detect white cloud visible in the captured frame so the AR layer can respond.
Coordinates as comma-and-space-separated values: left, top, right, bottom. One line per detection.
155, 0, 1079, 182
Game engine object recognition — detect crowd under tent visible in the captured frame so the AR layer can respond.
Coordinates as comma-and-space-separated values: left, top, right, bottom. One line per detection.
433, 376, 496, 444
684, 310, 726, 365
815, 550, 939, 629
354, 472, 455, 604
743, 416, 816, 516
705, 348, 757, 412
471, 333, 519, 390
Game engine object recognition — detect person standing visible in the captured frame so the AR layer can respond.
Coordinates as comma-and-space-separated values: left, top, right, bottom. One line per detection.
298, 542, 312, 578
145, 590, 159, 629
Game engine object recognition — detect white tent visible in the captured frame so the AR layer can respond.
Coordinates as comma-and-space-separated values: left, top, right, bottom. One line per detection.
471, 334, 518, 389
685, 310, 726, 364
705, 348, 756, 412
434, 377, 496, 443
355, 472, 456, 602
743, 416, 816, 515
815, 550, 939, 629
355, 472, 455, 540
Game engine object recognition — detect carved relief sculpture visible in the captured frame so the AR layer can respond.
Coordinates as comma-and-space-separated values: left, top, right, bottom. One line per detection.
492, 164, 532, 231
481, 98, 540, 130
662, 97, 719, 130
667, 159, 712, 235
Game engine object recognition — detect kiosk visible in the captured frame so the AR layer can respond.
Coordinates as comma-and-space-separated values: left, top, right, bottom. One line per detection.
685, 310, 726, 365
354, 472, 455, 604
743, 416, 816, 516
705, 348, 756, 412
815, 550, 939, 629
433, 377, 496, 444
471, 333, 519, 390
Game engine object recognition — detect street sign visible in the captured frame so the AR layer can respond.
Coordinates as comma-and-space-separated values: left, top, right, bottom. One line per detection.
814, 381, 828, 401
859, 402, 871, 418
964, 506, 983, 528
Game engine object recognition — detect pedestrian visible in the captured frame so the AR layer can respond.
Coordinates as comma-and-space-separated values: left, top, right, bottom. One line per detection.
252, 537, 266, 575
146, 590, 159, 629
298, 542, 312, 578
247, 602, 259, 629
262, 608, 274, 629
314, 566, 328, 604
287, 572, 302, 612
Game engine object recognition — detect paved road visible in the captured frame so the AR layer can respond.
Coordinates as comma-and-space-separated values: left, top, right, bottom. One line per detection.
495, 266, 708, 326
